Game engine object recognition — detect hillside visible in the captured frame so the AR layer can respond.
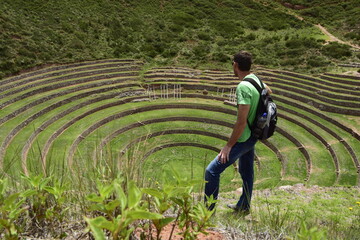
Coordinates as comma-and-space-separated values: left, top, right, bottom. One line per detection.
1, 0, 359, 78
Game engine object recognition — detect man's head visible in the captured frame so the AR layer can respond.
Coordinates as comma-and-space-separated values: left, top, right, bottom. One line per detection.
233, 51, 252, 75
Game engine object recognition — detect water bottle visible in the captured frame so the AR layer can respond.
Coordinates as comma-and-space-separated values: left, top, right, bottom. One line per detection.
257, 112, 267, 128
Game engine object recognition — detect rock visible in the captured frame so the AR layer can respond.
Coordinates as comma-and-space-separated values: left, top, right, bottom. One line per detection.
294, 183, 305, 188
278, 185, 292, 190
131, 98, 150, 102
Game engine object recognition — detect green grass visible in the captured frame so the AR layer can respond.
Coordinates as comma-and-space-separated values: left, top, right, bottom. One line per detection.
0, 74, 359, 240
262, 72, 359, 97
216, 186, 360, 239
279, 105, 357, 185
1, 62, 358, 189
269, 133, 308, 184
279, 118, 336, 186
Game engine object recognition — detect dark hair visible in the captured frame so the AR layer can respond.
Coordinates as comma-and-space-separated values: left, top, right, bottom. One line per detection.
233, 51, 252, 71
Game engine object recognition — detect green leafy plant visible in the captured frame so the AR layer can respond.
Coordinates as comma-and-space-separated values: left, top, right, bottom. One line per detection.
143, 167, 214, 239
0, 178, 27, 240
21, 174, 69, 237
142, 186, 175, 240
297, 220, 327, 240
21, 174, 52, 224
149, 167, 216, 240
85, 178, 163, 240
43, 180, 69, 237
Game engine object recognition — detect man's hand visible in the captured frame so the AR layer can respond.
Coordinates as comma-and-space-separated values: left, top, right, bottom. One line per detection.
218, 145, 232, 164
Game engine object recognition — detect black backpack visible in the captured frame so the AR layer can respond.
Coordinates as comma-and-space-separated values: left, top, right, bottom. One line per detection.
244, 77, 277, 140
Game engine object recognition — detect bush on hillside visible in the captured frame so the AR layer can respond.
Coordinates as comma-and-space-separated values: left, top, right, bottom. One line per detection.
171, 12, 197, 28
345, 31, 360, 41
321, 42, 352, 59
307, 55, 330, 67
211, 51, 229, 63
212, 20, 243, 38
192, 43, 210, 60
197, 32, 212, 41
285, 37, 320, 49
279, 57, 303, 66
255, 56, 274, 66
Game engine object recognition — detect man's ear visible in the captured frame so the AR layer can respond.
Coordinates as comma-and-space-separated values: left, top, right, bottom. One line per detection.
233, 62, 240, 77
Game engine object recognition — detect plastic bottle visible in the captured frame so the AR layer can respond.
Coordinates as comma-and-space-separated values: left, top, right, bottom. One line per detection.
257, 112, 267, 128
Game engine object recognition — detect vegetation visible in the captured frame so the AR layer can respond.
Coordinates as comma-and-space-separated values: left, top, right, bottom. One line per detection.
1, 0, 359, 79
1, 0, 360, 239
275, 0, 360, 47
1, 172, 359, 239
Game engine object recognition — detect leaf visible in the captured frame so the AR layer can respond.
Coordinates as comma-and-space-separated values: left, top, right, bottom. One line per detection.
84, 217, 106, 240
4, 193, 20, 206
0, 219, 10, 228
128, 181, 141, 209
142, 188, 163, 199
39, 177, 51, 190
114, 182, 127, 211
169, 165, 181, 182
99, 184, 114, 199
128, 210, 163, 220
158, 217, 175, 228
104, 199, 120, 211
171, 197, 184, 206
0, 178, 8, 195
159, 201, 171, 213
86, 193, 103, 203
21, 189, 37, 198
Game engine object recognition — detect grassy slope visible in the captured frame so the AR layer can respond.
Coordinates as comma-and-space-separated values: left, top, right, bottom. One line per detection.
278, 0, 360, 45
217, 185, 360, 240
1, 0, 359, 79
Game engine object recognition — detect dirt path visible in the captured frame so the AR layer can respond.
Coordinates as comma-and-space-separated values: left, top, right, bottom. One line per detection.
316, 24, 360, 50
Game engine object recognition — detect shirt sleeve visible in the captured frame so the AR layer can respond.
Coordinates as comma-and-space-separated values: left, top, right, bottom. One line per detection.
236, 83, 252, 105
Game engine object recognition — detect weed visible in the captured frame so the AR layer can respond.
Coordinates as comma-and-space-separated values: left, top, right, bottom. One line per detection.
85, 178, 162, 240
0, 178, 27, 240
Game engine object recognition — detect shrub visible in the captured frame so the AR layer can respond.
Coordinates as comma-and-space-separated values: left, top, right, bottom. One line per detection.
162, 45, 179, 58
279, 57, 303, 66
255, 56, 273, 66
345, 31, 360, 41
113, 44, 137, 57
321, 42, 352, 58
211, 51, 229, 63
171, 12, 197, 28
169, 24, 183, 33
140, 43, 158, 58
213, 20, 243, 38
245, 33, 256, 41
307, 55, 329, 67
197, 32, 212, 41
285, 38, 303, 48
192, 43, 210, 60
69, 38, 85, 49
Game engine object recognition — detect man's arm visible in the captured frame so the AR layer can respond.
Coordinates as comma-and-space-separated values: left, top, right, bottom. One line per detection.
218, 104, 250, 164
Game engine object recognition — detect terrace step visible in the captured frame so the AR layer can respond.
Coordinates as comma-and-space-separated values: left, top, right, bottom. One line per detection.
0, 64, 142, 95
1, 59, 141, 85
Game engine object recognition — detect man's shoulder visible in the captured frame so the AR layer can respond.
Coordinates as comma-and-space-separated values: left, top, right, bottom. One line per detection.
239, 74, 259, 88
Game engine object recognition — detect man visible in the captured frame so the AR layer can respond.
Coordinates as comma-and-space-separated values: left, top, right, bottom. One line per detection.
204, 50, 271, 215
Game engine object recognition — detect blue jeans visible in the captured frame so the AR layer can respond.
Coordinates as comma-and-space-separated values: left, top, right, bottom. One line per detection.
205, 136, 257, 211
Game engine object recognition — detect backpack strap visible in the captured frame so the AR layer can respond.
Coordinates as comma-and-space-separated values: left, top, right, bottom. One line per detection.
243, 77, 265, 94
243, 77, 264, 128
